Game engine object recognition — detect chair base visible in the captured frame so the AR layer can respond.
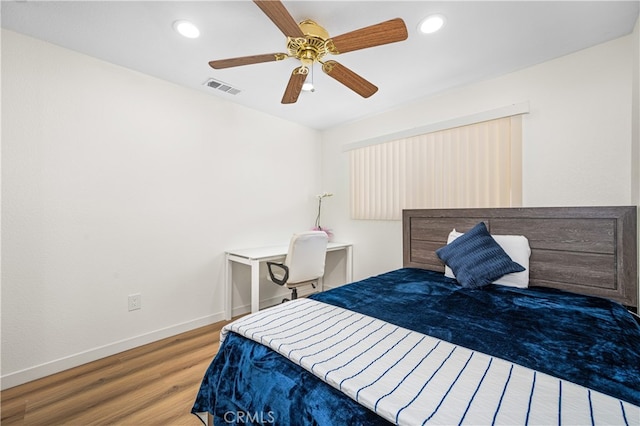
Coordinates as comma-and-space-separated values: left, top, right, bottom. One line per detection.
281, 282, 317, 303
281, 288, 298, 304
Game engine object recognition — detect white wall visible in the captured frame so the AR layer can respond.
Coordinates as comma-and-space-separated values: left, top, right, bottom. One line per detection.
633, 18, 640, 205
1, 30, 322, 388
321, 35, 636, 282
633, 17, 640, 307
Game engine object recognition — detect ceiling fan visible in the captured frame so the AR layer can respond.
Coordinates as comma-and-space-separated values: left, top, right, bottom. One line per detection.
208, 0, 409, 104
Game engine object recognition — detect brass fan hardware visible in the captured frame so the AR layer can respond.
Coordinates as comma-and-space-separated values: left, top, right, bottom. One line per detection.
208, 0, 408, 104
287, 20, 330, 66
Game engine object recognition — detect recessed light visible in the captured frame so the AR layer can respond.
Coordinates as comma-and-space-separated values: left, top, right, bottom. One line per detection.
173, 20, 200, 39
419, 14, 445, 34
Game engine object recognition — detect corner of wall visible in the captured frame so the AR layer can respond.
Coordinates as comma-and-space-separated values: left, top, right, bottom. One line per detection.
632, 15, 640, 205
633, 15, 640, 307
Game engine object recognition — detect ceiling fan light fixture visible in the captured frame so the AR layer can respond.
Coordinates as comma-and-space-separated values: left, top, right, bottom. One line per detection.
302, 63, 315, 92
173, 20, 200, 38
419, 14, 445, 34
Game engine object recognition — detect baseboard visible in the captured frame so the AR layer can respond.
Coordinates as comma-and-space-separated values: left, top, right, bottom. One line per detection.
2, 288, 345, 390
1, 312, 225, 390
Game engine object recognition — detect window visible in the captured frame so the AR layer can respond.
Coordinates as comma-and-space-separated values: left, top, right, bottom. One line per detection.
349, 115, 523, 220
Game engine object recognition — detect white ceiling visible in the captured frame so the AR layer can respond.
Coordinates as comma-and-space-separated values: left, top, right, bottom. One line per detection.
2, 1, 638, 130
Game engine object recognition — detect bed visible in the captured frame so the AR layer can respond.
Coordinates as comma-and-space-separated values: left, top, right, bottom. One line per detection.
192, 206, 639, 425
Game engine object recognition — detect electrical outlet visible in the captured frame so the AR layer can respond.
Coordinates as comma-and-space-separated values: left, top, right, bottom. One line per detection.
128, 294, 141, 311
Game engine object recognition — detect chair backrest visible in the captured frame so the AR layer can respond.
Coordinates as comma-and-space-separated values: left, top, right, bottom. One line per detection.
284, 231, 329, 284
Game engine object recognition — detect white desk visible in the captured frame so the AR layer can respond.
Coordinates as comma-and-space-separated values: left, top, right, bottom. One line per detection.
225, 242, 352, 320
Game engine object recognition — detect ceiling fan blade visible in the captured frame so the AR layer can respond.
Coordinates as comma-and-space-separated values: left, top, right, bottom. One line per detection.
328, 18, 408, 54
281, 66, 308, 104
322, 60, 378, 98
254, 0, 305, 38
209, 53, 287, 69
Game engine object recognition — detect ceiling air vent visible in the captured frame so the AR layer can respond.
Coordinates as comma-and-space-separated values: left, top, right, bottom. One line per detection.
204, 78, 241, 95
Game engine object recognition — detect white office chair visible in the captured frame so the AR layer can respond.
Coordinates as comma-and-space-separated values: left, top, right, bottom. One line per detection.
267, 231, 329, 302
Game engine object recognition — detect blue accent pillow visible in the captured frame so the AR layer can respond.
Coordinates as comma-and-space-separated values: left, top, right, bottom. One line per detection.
436, 222, 525, 289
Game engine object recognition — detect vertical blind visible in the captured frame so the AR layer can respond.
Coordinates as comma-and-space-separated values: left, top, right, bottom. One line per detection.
350, 116, 522, 220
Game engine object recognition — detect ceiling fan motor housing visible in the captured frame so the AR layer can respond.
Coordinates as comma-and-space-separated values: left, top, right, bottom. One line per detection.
287, 20, 330, 66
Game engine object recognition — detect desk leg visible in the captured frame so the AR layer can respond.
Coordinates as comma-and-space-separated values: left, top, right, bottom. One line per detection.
225, 254, 232, 321
345, 245, 353, 283
250, 259, 260, 314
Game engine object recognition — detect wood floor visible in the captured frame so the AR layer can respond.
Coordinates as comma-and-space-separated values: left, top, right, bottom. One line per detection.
1, 320, 229, 425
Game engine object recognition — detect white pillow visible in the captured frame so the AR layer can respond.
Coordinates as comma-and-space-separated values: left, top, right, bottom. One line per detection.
444, 229, 531, 288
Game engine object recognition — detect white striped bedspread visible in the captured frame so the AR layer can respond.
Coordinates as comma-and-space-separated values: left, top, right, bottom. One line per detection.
223, 298, 639, 425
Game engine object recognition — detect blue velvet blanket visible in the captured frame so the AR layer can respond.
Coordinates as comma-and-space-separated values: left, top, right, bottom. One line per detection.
192, 268, 640, 425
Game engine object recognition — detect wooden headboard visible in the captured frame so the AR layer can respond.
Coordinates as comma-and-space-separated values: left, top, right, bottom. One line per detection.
402, 206, 638, 309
